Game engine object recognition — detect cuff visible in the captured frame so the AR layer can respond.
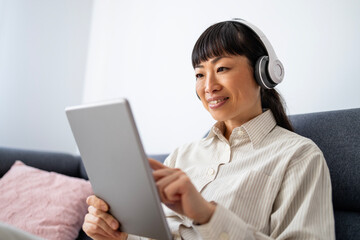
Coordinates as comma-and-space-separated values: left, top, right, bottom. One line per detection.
194, 203, 248, 240
126, 234, 142, 240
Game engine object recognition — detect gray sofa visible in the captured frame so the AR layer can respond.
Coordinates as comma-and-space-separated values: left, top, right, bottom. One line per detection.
0, 108, 359, 240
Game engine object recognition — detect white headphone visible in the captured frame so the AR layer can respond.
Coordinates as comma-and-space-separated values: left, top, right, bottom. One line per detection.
231, 18, 285, 89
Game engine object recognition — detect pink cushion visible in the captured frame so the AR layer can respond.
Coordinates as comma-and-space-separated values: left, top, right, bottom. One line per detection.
0, 161, 93, 240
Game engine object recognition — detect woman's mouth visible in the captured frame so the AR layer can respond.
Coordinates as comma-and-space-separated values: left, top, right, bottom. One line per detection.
208, 97, 229, 109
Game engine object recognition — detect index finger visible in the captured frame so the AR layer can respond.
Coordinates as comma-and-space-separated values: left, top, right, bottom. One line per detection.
148, 158, 168, 170
86, 195, 109, 212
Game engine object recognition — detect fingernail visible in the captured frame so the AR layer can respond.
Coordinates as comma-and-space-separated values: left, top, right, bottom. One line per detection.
101, 203, 107, 211
111, 220, 118, 230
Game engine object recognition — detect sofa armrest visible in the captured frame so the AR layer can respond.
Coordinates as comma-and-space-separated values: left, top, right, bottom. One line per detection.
0, 147, 85, 179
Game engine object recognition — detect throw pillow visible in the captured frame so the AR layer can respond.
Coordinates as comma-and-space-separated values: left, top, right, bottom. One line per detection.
0, 161, 93, 240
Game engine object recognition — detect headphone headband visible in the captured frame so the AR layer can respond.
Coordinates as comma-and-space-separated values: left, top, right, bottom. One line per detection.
230, 18, 284, 85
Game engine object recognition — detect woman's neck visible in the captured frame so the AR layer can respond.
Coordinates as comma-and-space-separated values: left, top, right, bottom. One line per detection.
223, 109, 263, 140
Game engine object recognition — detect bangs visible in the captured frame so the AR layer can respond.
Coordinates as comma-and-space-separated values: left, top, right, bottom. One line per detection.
191, 21, 265, 68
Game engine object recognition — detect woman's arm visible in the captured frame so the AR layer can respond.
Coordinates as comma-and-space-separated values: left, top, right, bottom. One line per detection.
151, 152, 335, 240
149, 159, 216, 224
193, 152, 335, 240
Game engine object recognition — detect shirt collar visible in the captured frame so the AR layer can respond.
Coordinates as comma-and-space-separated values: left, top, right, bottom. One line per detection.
205, 121, 225, 140
205, 110, 277, 148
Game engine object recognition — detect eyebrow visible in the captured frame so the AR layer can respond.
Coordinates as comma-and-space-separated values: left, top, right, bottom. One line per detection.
194, 56, 231, 69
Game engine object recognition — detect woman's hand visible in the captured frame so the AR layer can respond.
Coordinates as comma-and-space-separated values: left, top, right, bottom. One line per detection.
83, 195, 128, 240
148, 159, 216, 224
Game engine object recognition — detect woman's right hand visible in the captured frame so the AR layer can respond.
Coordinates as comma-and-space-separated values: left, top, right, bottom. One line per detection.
83, 195, 128, 240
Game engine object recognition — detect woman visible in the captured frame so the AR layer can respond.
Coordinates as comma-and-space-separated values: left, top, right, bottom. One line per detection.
82, 19, 335, 240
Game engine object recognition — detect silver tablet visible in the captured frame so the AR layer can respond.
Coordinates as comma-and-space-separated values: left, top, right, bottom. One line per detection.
65, 98, 172, 240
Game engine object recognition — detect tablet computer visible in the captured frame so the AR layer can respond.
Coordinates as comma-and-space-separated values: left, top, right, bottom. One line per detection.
65, 98, 172, 240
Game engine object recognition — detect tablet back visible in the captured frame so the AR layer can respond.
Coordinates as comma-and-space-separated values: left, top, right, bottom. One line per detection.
65, 99, 172, 240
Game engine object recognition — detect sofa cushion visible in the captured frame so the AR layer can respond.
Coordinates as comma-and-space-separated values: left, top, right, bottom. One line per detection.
0, 147, 83, 178
0, 161, 93, 240
290, 108, 360, 212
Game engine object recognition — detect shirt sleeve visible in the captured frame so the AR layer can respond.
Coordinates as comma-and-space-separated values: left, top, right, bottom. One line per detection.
194, 150, 335, 240
163, 147, 179, 168
126, 234, 154, 240
126, 234, 141, 240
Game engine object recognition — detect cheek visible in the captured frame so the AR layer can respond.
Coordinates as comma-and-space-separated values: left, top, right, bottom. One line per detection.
195, 82, 210, 109
230, 82, 260, 103
195, 82, 203, 96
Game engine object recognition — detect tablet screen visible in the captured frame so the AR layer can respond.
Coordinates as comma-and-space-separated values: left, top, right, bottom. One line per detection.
66, 98, 172, 240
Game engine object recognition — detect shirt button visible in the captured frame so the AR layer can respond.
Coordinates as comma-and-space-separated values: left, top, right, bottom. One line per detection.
207, 168, 215, 176
219, 232, 229, 240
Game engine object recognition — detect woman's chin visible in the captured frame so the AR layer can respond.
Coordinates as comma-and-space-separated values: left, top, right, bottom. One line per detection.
209, 112, 229, 122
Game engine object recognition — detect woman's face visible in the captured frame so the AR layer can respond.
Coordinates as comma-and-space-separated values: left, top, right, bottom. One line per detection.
195, 55, 262, 128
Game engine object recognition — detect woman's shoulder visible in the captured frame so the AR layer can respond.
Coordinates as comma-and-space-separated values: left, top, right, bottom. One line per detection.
270, 126, 324, 158
273, 126, 315, 144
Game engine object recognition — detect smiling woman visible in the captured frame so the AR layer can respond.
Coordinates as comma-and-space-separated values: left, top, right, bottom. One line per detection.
192, 20, 293, 137
194, 55, 263, 139
82, 19, 335, 240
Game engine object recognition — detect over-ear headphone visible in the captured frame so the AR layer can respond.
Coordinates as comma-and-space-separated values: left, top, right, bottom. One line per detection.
230, 18, 284, 89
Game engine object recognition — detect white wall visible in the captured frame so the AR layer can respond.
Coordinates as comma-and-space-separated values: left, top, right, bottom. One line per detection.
83, 0, 360, 154
0, 0, 93, 152
1, 0, 359, 155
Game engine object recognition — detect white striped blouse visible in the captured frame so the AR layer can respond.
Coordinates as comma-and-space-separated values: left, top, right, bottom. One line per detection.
130, 110, 335, 240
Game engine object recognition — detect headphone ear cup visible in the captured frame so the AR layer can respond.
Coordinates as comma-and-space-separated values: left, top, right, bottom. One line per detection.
254, 56, 277, 89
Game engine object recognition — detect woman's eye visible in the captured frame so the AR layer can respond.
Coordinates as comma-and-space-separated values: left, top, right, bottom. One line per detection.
195, 73, 204, 79
217, 67, 228, 72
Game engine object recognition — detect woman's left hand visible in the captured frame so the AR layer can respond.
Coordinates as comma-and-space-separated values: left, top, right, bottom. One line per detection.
148, 158, 216, 224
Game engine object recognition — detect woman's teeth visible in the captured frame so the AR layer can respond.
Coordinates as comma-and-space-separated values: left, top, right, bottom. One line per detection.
209, 97, 229, 105
210, 100, 223, 104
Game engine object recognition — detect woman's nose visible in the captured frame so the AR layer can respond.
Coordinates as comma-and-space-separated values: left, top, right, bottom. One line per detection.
205, 74, 221, 93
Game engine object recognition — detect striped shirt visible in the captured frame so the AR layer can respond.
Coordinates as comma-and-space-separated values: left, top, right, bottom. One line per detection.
130, 110, 335, 240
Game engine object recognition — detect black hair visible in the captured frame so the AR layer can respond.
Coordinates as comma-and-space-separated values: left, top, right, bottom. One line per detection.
191, 21, 293, 131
